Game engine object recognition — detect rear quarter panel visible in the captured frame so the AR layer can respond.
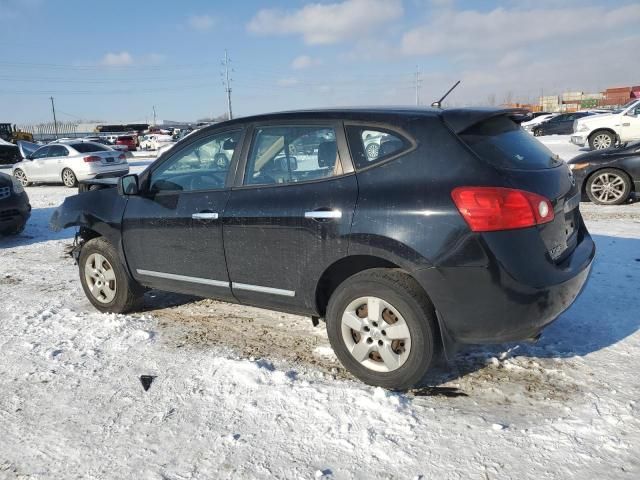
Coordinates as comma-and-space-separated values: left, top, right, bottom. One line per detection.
349, 116, 506, 270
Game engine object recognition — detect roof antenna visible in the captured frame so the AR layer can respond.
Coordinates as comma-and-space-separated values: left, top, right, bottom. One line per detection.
431, 80, 461, 108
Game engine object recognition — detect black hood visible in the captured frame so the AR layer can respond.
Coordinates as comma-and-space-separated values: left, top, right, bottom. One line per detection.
568, 142, 640, 164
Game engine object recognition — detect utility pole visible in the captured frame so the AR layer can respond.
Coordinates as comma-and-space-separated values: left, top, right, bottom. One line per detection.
50, 96, 59, 139
152, 105, 157, 126
414, 69, 422, 106
222, 49, 233, 120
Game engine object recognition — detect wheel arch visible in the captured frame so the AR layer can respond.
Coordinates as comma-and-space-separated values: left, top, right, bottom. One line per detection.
317, 260, 451, 362
588, 128, 618, 145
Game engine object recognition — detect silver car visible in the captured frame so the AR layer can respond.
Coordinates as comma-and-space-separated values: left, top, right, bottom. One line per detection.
12, 141, 129, 188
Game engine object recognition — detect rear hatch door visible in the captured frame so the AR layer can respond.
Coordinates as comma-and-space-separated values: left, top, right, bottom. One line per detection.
454, 113, 581, 261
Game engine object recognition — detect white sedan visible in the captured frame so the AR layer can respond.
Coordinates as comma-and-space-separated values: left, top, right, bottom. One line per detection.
13, 141, 129, 188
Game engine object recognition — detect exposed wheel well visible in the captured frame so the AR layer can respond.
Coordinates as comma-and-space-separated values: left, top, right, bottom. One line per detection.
79, 226, 101, 242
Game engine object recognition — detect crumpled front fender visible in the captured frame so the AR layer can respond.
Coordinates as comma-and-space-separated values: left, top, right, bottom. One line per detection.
49, 189, 127, 245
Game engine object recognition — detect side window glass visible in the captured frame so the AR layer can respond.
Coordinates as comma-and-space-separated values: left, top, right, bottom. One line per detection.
150, 130, 241, 192
244, 126, 341, 186
32, 147, 50, 159
48, 146, 68, 157
346, 127, 409, 169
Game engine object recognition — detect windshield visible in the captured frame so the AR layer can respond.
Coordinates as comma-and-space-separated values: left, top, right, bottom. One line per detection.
459, 115, 562, 170
70, 142, 109, 153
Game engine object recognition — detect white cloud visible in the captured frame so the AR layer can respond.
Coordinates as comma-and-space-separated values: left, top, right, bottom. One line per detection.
100, 52, 134, 67
401, 4, 640, 56
291, 55, 321, 70
188, 14, 215, 31
247, 0, 403, 45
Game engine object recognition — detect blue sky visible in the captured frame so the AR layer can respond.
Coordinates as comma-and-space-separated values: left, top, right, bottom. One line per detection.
1, 0, 638, 124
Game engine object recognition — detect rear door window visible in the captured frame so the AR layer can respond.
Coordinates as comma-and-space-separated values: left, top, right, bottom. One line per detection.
345, 126, 411, 169
459, 115, 562, 170
244, 126, 342, 186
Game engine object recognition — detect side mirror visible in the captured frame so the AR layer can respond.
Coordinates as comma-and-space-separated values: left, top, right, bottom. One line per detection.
118, 174, 139, 196
25, 155, 33, 161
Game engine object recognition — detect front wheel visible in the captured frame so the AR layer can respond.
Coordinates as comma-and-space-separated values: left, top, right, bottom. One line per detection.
62, 168, 77, 188
589, 130, 615, 150
533, 128, 542, 137
78, 237, 144, 313
326, 269, 437, 390
586, 168, 631, 205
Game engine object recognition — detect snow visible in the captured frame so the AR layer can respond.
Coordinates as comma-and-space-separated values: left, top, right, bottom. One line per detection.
1, 139, 640, 479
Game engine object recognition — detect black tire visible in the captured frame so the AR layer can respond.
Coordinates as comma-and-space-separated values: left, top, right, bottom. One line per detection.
13, 169, 30, 187
78, 237, 144, 313
585, 168, 631, 205
533, 128, 542, 137
62, 168, 77, 188
588, 130, 615, 150
326, 268, 438, 390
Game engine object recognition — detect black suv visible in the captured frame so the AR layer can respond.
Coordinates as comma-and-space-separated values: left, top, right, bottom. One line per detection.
51, 108, 595, 389
0, 171, 31, 235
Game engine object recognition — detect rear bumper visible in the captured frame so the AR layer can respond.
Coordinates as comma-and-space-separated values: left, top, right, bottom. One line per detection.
77, 167, 129, 181
414, 227, 595, 345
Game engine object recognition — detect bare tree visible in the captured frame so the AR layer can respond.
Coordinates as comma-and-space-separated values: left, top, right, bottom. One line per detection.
487, 93, 496, 106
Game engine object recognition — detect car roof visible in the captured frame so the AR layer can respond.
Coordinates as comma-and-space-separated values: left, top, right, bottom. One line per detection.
199, 106, 528, 135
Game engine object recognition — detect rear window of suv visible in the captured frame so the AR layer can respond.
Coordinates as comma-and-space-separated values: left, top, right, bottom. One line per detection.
459, 115, 562, 170
70, 143, 109, 153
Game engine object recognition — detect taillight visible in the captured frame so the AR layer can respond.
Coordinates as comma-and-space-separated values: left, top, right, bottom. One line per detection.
83, 155, 101, 163
451, 187, 554, 232
118, 154, 126, 161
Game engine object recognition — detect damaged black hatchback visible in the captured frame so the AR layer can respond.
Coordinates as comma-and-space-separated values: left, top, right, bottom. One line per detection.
51, 107, 595, 389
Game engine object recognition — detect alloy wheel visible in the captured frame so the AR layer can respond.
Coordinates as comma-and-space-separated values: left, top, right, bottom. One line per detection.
62, 169, 76, 187
592, 134, 612, 150
366, 143, 380, 160
341, 296, 412, 373
590, 172, 626, 204
84, 253, 117, 303
14, 170, 28, 186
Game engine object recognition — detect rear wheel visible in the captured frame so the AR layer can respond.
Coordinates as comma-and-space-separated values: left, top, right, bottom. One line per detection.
78, 237, 144, 313
586, 168, 631, 205
62, 168, 77, 188
13, 169, 30, 187
589, 130, 615, 150
326, 269, 437, 390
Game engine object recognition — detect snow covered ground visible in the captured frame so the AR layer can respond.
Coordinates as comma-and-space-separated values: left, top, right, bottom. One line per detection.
1, 137, 639, 479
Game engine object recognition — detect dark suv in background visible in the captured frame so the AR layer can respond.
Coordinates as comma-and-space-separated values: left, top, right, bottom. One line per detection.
51, 107, 595, 389
0, 171, 30, 235
533, 111, 594, 136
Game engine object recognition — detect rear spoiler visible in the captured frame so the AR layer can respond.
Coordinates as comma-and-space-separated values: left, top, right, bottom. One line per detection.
441, 108, 531, 134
